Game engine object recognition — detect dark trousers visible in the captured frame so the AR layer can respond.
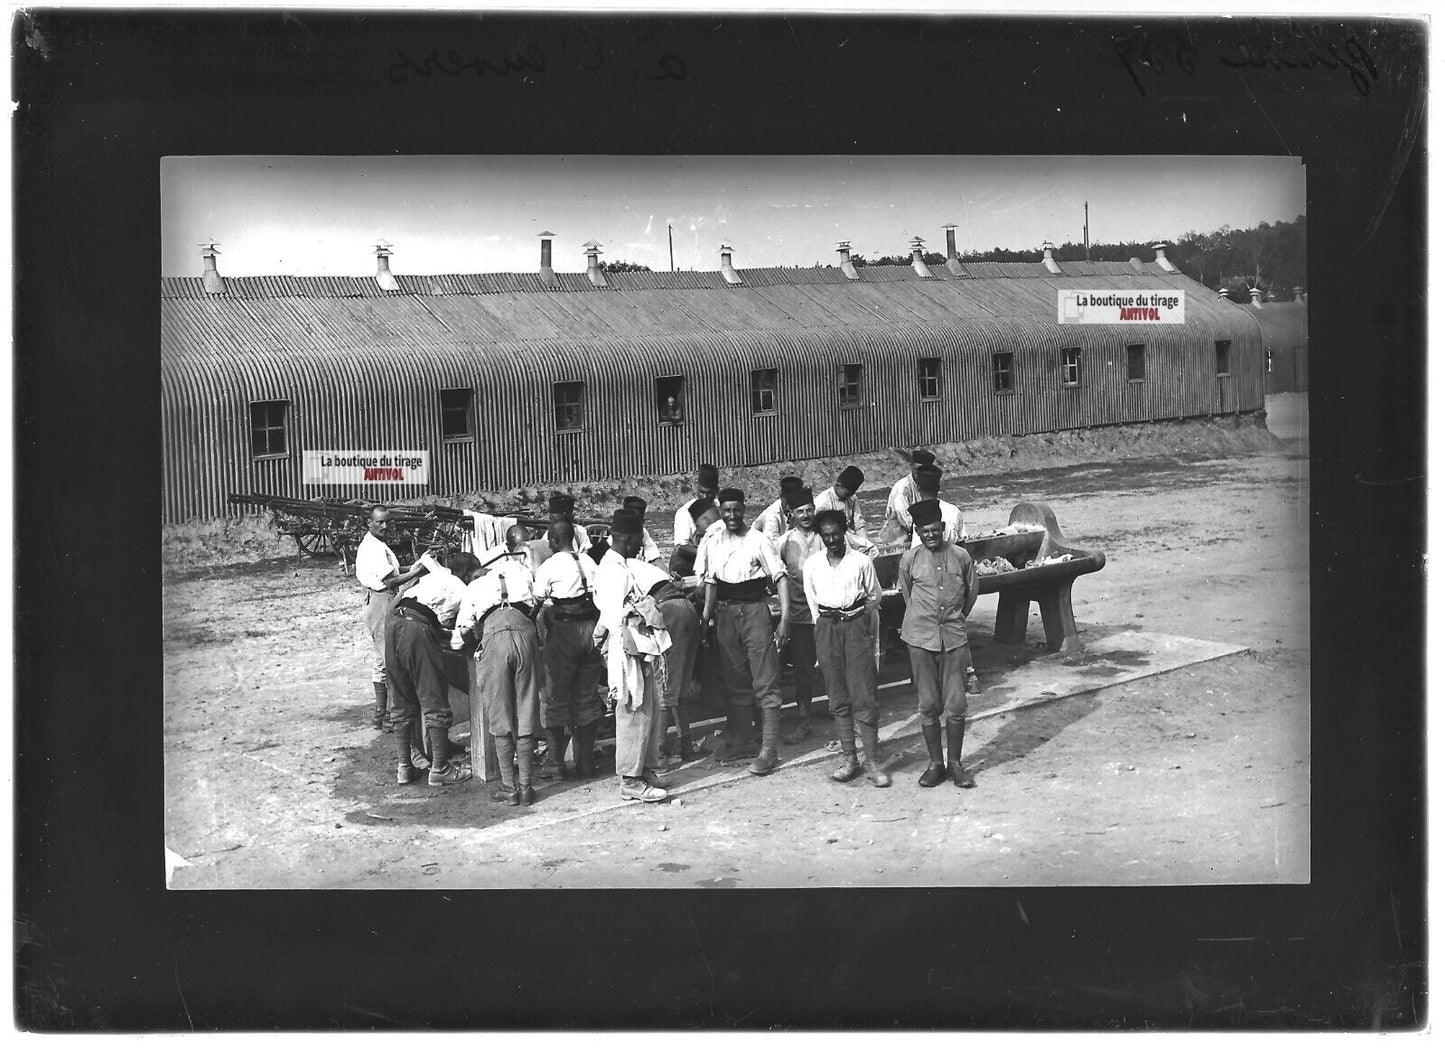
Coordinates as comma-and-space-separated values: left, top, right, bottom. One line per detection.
909, 642, 972, 727
385, 613, 469, 732
657, 597, 700, 710
815, 614, 878, 727
783, 622, 821, 709
541, 615, 604, 729
716, 599, 782, 712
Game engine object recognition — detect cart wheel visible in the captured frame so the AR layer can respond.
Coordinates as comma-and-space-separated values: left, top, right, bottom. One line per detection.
296, 533, 333, 557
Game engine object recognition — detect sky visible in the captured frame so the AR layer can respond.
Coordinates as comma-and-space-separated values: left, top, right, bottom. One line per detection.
161, 155, 1305, 278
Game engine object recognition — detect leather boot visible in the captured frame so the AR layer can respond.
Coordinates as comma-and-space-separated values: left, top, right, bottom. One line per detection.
372, 682, 392, 731
713, 707, 753, 763
857, 721, 892, 787
541, 726, 569, 780
428, 726, 471, 785
829, 712, 860, 780
918, 723, 947, 788
674, 707, 707, 759
573, 721, 598, 778
946, 718, 976, 788
409, 719, 430, 770
749, 707, 781, 776
516, 734, 537, 805
394, 719, 420, 784
491, 734, 520, 804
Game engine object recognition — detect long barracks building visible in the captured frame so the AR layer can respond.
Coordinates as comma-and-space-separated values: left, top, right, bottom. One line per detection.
161, 234, 1266, 524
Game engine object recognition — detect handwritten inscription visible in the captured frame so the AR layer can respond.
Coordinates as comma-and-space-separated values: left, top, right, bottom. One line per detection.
387, 30, 683, 85
1114, 21, 1378, 98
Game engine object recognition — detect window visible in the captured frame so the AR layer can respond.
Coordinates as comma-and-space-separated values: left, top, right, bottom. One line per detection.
838, 363, 863, 408
917, 357, 941, 400
249, 400, 289, 458
1215, 340, 1232, 376
440, 388, 473, 441
1127, 344, 1146, 382
656, 375, 685, 424
992, 352, 1014, 394
751, 368, 779, 415
553, 381, 585, 432
1061, 348, 1081, 387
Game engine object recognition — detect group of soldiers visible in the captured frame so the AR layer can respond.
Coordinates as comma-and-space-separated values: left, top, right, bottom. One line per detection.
356, 451, 982, 806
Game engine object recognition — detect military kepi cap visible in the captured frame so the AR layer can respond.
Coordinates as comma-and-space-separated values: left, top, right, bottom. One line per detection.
548, 491, 575, 514
780, 475, 805, 492
717, 487, 746, 504
610, 508, 643, 533
837, 465, 864, 491
909, 499, 943, 527
915, 463, 943, 493
623, 496, 648, 513
688, 497, 716, 521
698, 463, 720, 487
783, 487, 814, 510
910, 449, 937, 467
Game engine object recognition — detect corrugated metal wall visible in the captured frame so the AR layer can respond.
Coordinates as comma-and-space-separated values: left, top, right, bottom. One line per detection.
161, 267, 1264, 522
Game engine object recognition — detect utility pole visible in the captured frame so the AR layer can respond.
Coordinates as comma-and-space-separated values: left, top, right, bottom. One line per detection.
1084, 201, 1090, 261
668, 224, 675, 272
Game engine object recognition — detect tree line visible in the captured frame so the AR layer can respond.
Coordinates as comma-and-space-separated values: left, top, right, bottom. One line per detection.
854, 214, 1306, 303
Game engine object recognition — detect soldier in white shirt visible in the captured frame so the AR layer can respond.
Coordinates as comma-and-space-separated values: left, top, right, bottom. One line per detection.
909, 464, 968, 546
672, 463, 720, 547
531, 521, 605, 780
882, 449, 937, 538
750, 475, 806, 543
698, 487, 792, 775
592, 508, 670, 803
354, 506, 426, 731
667, 498, 720, 577
803, 510, 888, 787
813, 464, 874, 550
385, 551, 479, 787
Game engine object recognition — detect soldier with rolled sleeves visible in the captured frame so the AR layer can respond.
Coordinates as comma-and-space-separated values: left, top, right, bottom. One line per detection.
697, 487, 792, 775
898, 499, 980, 789
531, 521, 605, 780
673, 464, 720, 547
455, 538, 544, 805
909, 464, 968, 546
592, 507, 670, 803
386, 551, 480, 787
804, 510, 888, 786
883, 449, 936, 536
813, 464, 874, 551
750, 475, 807, 544
355, 505, 427, 732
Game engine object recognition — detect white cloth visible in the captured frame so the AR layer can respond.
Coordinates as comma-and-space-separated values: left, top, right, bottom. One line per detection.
354, 531, 400, 591
750, 497, 799, 542
672, 504, 696, 547
533, 549, 596, 602
593, 548, 672, 710
593, 547, 634, 635
695, 525, 786, 585
802, 547, 883, 622
404, 567, 468, 626
885, 474, 923, 530
909, 499, 969, 547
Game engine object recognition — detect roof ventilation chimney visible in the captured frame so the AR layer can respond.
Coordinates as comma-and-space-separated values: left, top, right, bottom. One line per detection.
1249, 286, 1264, 309
538, 231, 556, 286
720, 243, 743, 285
583, 240, 608, 288
199, 241, 225, 295
1152, 242, 1178, 273
942, 224, 964, 275
909, 236, 932, 278
836, 241, 860, 280
1041, 240, 1062, 274
1217, 287, 1230, 301
373, 239, 398, 292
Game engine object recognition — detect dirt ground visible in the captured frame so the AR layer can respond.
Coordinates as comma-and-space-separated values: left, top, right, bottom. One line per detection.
162, 397, 1309, 888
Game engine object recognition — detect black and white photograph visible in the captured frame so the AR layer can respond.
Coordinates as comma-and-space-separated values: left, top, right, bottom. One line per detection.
17, 9, 1424, 1029
161, 153, 1311, 890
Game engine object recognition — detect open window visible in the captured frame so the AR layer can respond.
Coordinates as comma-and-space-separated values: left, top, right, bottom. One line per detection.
1215, 340, 1232, 376
1061, 347, 1081, 387
1127, 344, 1146, 383
440, 387, 474, 441
750, 368, 779, 416
992, 352, 1015, 394
656, 375, 685, 424
838, 363, 863, 408
553, 381, 585, 432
